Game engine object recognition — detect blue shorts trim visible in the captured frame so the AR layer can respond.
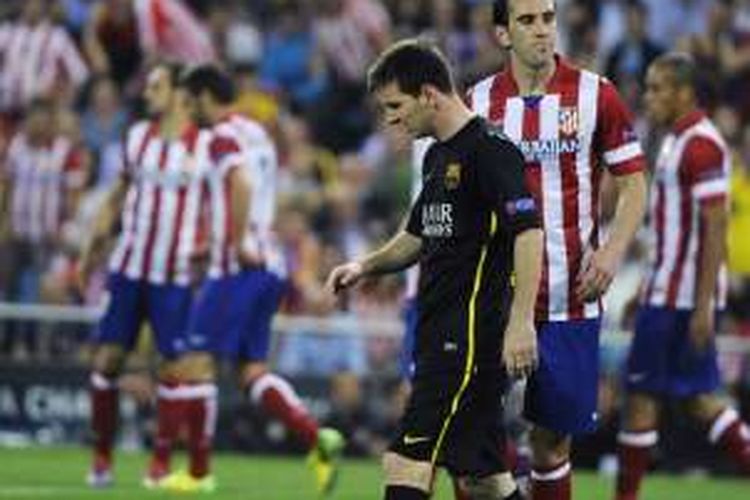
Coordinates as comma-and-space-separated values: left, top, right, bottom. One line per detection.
186, 269, 286, 361
524, 318, 601, 435
92, 273, 192, 359
625, 306, 720, 397
400, 298, 418, 379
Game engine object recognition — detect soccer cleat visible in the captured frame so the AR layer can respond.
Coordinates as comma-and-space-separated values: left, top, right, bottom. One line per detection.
159, 469, 217, 493
307, 427, 345, 496
85, 467, 113, 488
142, 463, 169, 490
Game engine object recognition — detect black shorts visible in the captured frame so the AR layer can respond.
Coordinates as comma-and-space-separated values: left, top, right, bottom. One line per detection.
389, 365, 509, 477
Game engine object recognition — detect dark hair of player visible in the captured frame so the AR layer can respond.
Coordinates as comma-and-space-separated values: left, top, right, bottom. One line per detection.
179, 64, 236, 104
367, 38, 454, 96
652, 52, 699, 90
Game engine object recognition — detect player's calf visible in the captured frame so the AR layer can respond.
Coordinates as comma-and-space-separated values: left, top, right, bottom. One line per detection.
703, 405, 750, 475
529, 427, 570, 468
462, 472, 522, 500
176, 354, 218, 481
529, 428, 572, 500
244, 368, 319, 449
382, 452, 433, 499
88, 345, 126, 484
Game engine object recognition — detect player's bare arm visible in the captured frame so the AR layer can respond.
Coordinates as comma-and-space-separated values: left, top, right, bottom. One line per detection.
690, 202, 727, 351
504, 227, 543, 378
577, 170, 647, 301
228, 164, 255, 267
78, 174, 129, 288
326, 230, 421, 294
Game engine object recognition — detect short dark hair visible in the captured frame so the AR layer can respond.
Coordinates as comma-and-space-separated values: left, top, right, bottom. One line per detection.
494, 0, 558, 26
180, 64, 236, 104
493, 0, 509, 26
367, 39, 454, 96
652, 52, 698, 90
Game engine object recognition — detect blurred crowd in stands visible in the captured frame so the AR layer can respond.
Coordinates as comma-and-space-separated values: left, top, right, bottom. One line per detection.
0, 0, 750, 462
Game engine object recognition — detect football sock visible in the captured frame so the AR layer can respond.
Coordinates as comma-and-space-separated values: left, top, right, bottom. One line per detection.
708, 407, 750, 475
531, 461, 571, 500
90, 372, 118, 469
615, 430, 657, 500
384, 485, 430, 499
183, 383, 217, 479
248, 373, 319, 449
148, 381, 185, 476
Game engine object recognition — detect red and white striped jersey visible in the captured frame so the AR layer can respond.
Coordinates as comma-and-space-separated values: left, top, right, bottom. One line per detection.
641, 110, 730, 310
3, 133, 84, 243
469, 56, 645, 322
202, 114, 285, 279
0, 20, 89, 111
109, 120, 208, 285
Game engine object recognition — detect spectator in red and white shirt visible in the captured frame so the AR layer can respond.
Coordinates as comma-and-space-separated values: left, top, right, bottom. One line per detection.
0, 0, 89, 115
3, 102, 84, 241
1, 97, 85, 258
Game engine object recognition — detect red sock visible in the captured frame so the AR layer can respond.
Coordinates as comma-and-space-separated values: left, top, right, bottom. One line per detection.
148, 382, 185, 477
708, 408, 750, 475
249, 373, 319, 449
90, 373, 118, 470
184, 384, 217, 479
615, 430, 657, 500
531, 462, 571, 500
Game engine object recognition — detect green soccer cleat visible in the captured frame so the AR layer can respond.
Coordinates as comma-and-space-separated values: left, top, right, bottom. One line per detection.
158, 469, 217, 494
307, 427, 346, 496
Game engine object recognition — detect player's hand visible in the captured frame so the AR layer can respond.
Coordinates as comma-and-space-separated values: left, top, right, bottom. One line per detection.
325, 261, 364, 294
238, 247, 264, 269
689, 306, 713, 353
502, 318, 538, 378
576, 246, 620, 302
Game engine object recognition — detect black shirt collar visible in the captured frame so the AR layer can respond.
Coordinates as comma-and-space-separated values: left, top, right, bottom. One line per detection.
440, 116, 483, 151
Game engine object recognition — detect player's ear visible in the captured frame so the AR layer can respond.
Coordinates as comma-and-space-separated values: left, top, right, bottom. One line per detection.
420, 84, 439, 109
495, 26, 511, 49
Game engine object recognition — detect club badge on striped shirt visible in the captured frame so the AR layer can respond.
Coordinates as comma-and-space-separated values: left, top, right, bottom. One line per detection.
559, 107, 580, 137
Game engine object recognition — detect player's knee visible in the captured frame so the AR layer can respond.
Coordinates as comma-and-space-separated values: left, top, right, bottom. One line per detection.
684, 394, 724, 423
92, 344, 125, 376
624, 393, 659, 431
174, 352, 215, 382
530, 427, 570, 466
241, 362, 269, 387
463, 472, 517, 500
382, 452, 433, 493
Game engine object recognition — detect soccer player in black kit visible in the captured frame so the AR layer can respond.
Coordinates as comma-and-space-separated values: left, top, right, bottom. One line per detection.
327, 39, 544, 500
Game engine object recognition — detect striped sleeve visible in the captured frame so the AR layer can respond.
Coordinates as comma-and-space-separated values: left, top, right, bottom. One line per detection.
597, 79, 645, 176
683, 136, 728, 205
209, 134, 244, 176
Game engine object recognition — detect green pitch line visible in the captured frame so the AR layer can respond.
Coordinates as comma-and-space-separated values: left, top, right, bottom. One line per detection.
0, 447, 747, 499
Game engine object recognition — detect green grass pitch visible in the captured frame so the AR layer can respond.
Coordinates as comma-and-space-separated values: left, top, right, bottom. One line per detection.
0, 447, 747, 499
